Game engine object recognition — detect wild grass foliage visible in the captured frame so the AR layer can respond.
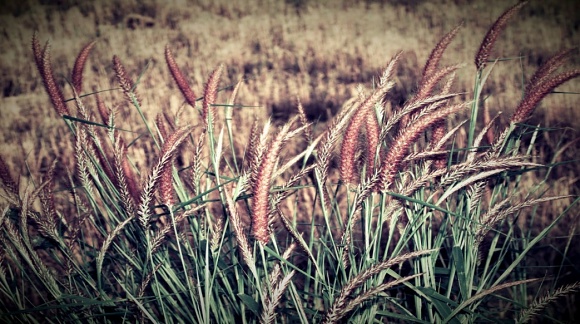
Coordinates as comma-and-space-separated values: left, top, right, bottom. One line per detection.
0, 2, 579, 323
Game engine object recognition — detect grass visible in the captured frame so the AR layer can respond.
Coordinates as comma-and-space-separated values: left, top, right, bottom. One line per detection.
0, 0, 579, 323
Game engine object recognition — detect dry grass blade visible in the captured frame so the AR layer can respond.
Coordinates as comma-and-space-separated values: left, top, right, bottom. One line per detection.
323, 250, 434, 324
516, 281, 580, 324
446, 278, 539, 320
71, 40, 96, 94
165, 45, 197, 108
260, 270, 295, 324
224, 189, 258, 279
335, 273, 423, 321
475, 1, 528, 70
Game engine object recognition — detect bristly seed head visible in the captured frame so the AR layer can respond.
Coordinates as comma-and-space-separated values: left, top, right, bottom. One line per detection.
203, 63, 224, 129
72, 40, 96, 94
113, 55, 141, 106
475, 1, 528, 70
511, 69, 580, 124
165, 45, 197, 108
38, 41, 69, 116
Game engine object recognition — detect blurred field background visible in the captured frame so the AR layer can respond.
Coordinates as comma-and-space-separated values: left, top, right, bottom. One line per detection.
1, 0, 579, 163
0, 0, 579, 311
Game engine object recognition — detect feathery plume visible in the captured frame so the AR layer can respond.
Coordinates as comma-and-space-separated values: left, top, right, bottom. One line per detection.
40, 42, 69, 116
376, 102, 469, 191
510, 69, 580, 124
475, 1, 528, 70
224, 189, 258, 279
165, 45, 197, 107
323, 250, 434, 324
296, 97, 313, 143
251, 118, 296, 245
365, 107, 380, 174
112, 55, 141, 106
430, 71, 457, 169
525, 48, 576, 94
113, 136, 140, 206
0, 155, 18, 199
415, 63, 464, 102
202, 63, 224, 128
113, 136, 138, 214
516, 281, 580, 324
420, 22, 463, 88
340, 53, 400, 183
94, 91, 110, 124
155, 112, 169, 142
71, 40, 96, 94
138, 126, 193, 228
32, 31, 44, 78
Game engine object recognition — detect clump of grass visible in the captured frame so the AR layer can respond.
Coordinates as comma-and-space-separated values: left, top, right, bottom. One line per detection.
1, 2, 579, 322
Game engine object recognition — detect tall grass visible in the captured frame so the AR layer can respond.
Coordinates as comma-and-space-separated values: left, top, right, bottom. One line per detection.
0, 1, 579, 323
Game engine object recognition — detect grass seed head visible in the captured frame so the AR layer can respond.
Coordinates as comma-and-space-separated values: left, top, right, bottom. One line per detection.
475, 1, 528, 70
71, 40, 96, 94
40, 42, 69, 116
165, 45, 197, 108
511, 69, 580, 124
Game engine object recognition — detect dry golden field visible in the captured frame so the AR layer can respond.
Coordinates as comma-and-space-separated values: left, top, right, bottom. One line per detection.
1, 0, 578, 233
0, 0, 579, 321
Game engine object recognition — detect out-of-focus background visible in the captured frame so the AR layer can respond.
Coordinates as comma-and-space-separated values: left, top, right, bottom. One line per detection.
3, 0, 579, 192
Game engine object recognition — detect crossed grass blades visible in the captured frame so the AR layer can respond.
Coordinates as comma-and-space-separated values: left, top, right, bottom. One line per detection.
1, 1, 579, 322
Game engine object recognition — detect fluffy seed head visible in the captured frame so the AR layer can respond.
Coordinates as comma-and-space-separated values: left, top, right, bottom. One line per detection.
113, 55, 141, 106
251, 119, 295, 244
376, 102, 468, 191
525, 48, 576, 94
165, 45, 197, 108
40, 42, 69, 116
475, 1, 528, 70
202, 63, 224, 128
511, 69, 580, 124
421, 22, 463, 87
71, 40, 96, 94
